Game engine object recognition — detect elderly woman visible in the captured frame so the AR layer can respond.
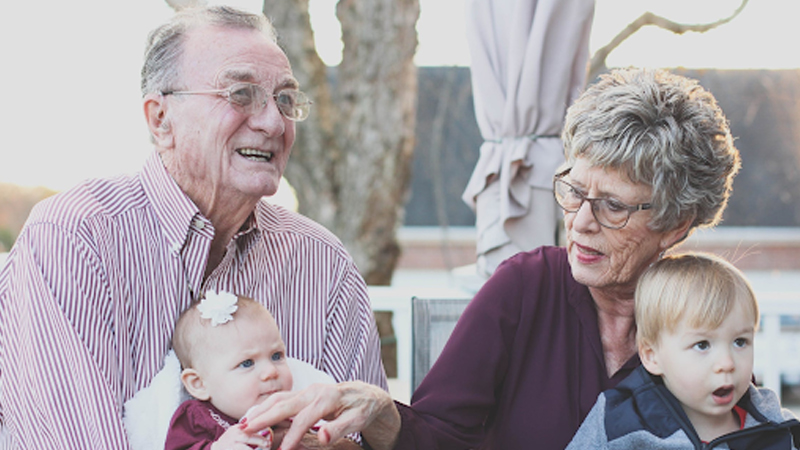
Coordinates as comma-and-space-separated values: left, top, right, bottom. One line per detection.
244, 68, 742, 450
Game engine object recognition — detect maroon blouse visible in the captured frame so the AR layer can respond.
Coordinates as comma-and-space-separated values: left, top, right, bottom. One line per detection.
165, 399, 236, 450
389, 246, 639, 450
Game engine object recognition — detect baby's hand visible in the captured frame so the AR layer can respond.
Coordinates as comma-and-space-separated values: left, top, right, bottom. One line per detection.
211, 423, 273, 450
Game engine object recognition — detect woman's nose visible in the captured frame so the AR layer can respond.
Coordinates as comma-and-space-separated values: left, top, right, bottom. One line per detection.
571, 200, 601, 233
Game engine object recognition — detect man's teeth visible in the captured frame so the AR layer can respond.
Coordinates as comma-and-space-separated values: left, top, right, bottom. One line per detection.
237, 148, 274, 162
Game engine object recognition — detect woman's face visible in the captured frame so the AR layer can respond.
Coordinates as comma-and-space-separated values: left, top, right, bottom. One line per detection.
563, 158, 684, 295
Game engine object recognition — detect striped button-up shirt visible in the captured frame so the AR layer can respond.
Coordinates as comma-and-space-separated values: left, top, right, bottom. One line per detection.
0, 151, 387, 449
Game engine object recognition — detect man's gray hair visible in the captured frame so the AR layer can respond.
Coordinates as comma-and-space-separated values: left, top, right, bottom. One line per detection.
141, 6, 277, 96
561, 68, 741, 235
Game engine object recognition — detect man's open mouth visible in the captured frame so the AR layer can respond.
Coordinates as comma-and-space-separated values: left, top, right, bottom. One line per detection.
237, 148, 274, 162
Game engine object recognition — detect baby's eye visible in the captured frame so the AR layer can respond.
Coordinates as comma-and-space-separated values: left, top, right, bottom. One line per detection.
733, 337, 749, 348
238, 359, 254, 369
271, 352, 284, 362
693, 341, 710, 351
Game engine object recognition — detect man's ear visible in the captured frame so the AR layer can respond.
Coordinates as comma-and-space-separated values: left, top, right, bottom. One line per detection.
180, 368, 210, 401
639, 341, 663, 376
143, 93, 174, 148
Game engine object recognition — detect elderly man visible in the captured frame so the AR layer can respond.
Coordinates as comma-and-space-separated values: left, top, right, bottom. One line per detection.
0, 6, 385, 449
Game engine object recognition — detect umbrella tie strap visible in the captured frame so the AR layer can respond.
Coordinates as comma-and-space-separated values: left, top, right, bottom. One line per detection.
485, 133, 560, 144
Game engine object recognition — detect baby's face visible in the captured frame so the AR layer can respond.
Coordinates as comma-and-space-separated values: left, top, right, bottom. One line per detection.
647, 301, 755, 435
193, 310, 293, 420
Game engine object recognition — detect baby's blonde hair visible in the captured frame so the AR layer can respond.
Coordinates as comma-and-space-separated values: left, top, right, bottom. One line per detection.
173, 295, 265, 369
635, 253, 759, 349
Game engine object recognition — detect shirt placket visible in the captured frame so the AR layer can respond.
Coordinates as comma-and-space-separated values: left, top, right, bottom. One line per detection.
177, 216, 214, 301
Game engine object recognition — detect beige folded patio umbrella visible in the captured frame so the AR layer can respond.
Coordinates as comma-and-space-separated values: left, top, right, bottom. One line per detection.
462, 0, 595, 276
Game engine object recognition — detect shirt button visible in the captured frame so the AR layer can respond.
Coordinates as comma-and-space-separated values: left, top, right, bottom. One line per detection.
171, 243, 182, 254
193, 219, 205, 230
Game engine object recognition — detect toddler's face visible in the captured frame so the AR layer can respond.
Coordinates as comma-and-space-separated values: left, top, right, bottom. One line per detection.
193, 310, 293, 420
643, 301, 755, 434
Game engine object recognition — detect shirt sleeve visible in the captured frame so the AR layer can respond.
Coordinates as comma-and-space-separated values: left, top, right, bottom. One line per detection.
322, 259, 388, 390
0, 222, 130, 448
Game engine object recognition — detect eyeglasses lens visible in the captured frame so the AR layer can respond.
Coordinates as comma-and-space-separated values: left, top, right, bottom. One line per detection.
227, 84, 310, 121
276, 90, 310, 121
554, 179, 628, 229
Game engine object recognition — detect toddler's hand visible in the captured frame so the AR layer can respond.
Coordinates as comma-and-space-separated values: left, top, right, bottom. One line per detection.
211, 423, 273, 450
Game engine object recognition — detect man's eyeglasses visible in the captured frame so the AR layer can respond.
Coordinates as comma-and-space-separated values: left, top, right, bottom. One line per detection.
553, 168, 652, 230
161, 83, 312, 122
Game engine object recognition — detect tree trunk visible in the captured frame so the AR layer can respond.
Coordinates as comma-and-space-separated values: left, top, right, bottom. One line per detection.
264, 0, 419, 286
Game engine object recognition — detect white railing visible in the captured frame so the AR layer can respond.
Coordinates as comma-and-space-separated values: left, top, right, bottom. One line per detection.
3, 248, 797, 403
754, 292, 800, 402
371, 270, 800, 403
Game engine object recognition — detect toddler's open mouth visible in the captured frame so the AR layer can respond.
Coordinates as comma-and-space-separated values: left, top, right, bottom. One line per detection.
712, 385, 735, 404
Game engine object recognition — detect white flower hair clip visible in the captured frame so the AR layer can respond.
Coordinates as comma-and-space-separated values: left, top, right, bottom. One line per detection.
197, 291, 239, 327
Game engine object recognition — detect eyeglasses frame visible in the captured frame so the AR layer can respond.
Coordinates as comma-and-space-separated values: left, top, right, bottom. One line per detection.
552, 168, 652, 230
160, 82, 312, 122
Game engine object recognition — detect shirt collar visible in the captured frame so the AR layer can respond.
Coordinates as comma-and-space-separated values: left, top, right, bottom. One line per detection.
141, 150, 264, 259
140, 150, 201, 254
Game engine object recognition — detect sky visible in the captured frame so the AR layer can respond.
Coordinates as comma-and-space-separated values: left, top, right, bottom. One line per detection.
1, 0, 798, 195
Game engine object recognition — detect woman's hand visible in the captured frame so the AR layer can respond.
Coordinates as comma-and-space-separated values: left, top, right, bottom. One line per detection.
242, 381, 401, 450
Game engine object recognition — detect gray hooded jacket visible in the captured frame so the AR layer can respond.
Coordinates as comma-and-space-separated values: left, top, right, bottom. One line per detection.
567, 366, 800, 450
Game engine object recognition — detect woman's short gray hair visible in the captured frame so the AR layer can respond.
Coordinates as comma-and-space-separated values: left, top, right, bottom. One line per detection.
141, 6, 278, 96
561, 68, 741, 235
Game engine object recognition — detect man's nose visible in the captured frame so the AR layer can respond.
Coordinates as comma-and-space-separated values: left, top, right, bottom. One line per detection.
248, 97, 286, 137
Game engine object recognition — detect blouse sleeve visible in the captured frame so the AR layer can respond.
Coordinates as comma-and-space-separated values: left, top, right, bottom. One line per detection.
392, 255, 528, 449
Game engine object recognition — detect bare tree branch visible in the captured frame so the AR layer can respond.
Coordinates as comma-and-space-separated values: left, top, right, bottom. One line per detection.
588, 0, 750, 82
164, 0, 207, 11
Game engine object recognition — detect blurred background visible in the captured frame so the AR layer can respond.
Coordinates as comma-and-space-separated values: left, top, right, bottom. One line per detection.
1, 0, 798, 408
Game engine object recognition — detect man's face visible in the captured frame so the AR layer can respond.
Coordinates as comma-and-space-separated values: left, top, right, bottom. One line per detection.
162, 25, 297, 204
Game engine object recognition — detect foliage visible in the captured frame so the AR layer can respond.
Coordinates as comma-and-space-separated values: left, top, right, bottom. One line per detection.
0, 183, 56, 251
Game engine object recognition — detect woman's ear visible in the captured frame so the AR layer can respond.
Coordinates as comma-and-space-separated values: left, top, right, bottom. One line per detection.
180, 368, 210, 401
143, 93, 174, 148
639, 341, 664, 376
659, 215, 695, 251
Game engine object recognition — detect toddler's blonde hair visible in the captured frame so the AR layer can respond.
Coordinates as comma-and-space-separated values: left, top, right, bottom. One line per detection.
635, 253, 758, 349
